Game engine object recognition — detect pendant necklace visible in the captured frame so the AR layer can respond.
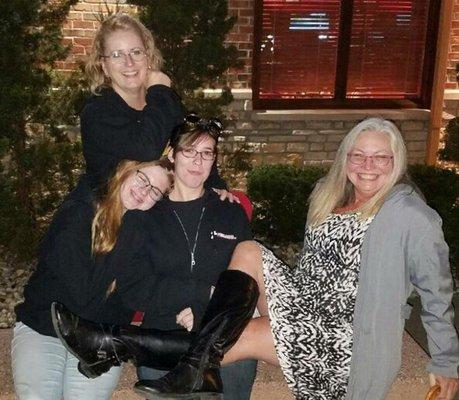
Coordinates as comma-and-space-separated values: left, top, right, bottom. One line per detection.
172, 206, 206, 272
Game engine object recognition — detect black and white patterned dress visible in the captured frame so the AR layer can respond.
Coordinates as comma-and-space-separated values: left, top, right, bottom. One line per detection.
261, 213, 373, 399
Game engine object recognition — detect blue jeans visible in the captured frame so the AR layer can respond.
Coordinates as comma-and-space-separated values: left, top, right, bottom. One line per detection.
137, 359, 258, 400
11, 322, 122, 400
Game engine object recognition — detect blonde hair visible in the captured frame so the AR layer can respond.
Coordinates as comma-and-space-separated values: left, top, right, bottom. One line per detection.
307, 117, 408, 226
86, 13, 164, 94
92, 158, 173, 255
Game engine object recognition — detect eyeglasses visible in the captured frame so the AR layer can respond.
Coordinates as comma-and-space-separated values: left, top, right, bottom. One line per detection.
101, 48, 146, 64
347, 153, 394, 167
134, 170, 165, 201
179, 147, 216, 161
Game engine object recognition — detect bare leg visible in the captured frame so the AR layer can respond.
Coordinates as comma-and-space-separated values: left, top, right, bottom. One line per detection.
227, 240, 269, 316
223, 316, 279, 366
223, 241, 279, 366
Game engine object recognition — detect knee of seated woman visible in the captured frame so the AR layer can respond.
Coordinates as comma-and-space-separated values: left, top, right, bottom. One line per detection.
229, 241, 261, 271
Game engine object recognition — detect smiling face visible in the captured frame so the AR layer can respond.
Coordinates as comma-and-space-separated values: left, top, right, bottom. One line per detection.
101, 29, 148, 99
170, 134, 216, 193
346, 130, 394, 203
120, 165, 170, 211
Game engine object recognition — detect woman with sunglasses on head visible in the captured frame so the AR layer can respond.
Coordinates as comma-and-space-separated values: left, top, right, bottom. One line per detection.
51, 116, 258, 400
12, 158, 174, 400
55, 117, 459, 400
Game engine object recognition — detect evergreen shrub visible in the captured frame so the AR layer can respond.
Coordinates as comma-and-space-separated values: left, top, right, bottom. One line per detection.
439, 117, 459, 163
408, 164, 459, 268
247, 164, 327, 243
0, 0, 83, 260
130, 0, 242, 119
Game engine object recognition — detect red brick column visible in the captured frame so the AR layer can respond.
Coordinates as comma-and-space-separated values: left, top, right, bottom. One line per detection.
446, 0, 459, 89
226, 0, 254, 89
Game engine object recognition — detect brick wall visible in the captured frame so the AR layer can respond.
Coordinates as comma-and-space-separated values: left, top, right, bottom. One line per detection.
225, 0, 254, 88
446, 0, 459, 90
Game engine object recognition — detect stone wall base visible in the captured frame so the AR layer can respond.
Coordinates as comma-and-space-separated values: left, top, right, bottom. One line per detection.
221, 89, 430, 166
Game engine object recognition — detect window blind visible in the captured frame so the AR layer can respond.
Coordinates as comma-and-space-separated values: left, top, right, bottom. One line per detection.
258, 0, 342, 99
346, 0, 430, 99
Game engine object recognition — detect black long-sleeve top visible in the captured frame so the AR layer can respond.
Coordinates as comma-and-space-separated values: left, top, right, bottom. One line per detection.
87, 190, 252, 330
78, 85, 224, 194
15, 198, 106, 336
81, 85, 183, 189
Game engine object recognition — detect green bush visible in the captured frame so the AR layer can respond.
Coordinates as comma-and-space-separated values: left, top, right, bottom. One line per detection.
408, 164, 459, 268
247, 164, 327, 243
248, 163, 458, 268
439, 117, 459, 162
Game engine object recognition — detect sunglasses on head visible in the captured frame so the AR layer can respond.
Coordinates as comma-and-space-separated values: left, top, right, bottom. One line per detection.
170, 114, 224, 148
184, 114, 223, 137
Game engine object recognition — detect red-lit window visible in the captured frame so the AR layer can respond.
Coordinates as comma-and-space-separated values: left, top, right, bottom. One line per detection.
252, 0, 440, 109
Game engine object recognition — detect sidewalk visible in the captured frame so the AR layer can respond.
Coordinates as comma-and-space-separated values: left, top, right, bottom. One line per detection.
0, 329, 430, 399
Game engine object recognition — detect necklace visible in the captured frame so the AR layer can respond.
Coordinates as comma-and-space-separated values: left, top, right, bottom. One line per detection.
172, 206, 206, 272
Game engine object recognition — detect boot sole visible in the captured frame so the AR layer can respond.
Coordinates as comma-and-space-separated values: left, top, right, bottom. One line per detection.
50, 303, 104, 379
51, 303, 82, 362
134, 386, 222, 400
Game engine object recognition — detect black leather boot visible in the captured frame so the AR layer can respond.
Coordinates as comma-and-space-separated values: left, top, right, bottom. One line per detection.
134, 270, 259, 400
51, 302, 194, 378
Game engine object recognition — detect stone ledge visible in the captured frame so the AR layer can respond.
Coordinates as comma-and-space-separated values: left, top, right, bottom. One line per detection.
444, 89, 459, 100
205, 89, 431, 121
252, 109, 430, 121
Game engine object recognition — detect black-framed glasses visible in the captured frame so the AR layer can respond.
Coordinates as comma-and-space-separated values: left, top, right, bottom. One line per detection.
179, 147, 216, 161
101, 48, 146, 64
347, 153, 394, 167
134, 170, 164, 201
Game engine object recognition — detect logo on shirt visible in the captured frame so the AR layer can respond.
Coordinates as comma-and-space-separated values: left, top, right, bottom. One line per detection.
210, 231, 237, 240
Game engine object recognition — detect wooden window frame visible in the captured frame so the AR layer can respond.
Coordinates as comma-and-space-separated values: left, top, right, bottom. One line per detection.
252, 0, 441, 110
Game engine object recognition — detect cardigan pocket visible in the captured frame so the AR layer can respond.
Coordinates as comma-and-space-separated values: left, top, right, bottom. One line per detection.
401, 303, 413, 319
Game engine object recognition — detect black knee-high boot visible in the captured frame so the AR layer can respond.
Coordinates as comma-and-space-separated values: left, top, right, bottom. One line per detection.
134, 270, 259, 400
51, 302, 194, 378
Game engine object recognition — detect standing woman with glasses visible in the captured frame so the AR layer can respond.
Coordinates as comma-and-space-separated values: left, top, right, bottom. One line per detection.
51, 116, 258, 400
12, 158, 174, 400
79, 13, 224, 194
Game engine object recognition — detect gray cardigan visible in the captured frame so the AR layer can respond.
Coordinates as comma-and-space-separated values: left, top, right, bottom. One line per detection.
345, 184, 459, 400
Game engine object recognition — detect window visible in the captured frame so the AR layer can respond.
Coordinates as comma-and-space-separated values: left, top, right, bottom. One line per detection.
252, 0, 440, 109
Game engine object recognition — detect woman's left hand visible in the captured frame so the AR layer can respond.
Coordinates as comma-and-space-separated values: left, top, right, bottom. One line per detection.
176, 307, 194, 331
213, 188, 240, 203
431, 374, 459, 400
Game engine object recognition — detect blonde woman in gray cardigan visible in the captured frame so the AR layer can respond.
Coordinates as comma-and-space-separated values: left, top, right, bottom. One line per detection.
53, 118, 459, 400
